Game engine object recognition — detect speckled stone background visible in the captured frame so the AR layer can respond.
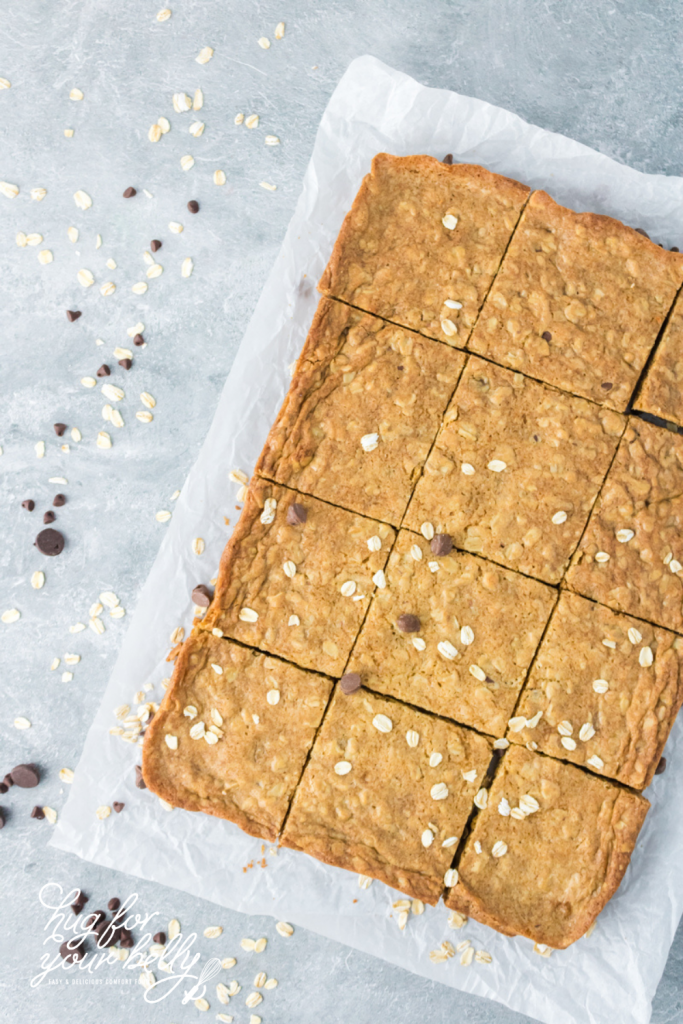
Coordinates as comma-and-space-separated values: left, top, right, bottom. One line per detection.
1, 2, 683, 1022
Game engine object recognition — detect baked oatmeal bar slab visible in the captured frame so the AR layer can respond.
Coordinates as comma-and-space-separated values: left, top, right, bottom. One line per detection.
468, 189, 683, 411
256, 297, 465, 525
347, 530, 556, 735
509, 592, 683, 789
636, 288, 683, 428
281, 686, 492, 904
142, 633, 332, 841
201, 480, 395, 676
445, 745, 649, 948
318, 154, 530, 347
404, 356, 625, 584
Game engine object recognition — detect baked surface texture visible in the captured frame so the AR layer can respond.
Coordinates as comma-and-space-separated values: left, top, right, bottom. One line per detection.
201, 479, 395, 676
142, 633, 332, 841
281, 686, 492, 904
509, 592, 683, 789
636, 289, 683, 427
404, 356, 625, 583
318, 153, 530, 346
347, 530, 556, 736
566, 418, 683, 632
468, 189, 683, 411
255, 297, 465, 525
445, 745, 650, 949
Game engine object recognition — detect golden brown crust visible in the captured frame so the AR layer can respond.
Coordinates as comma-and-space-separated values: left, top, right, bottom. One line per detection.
566, 418, 683, 632
255, 297, 465, 525
469, 189, 683, 411
510, 592, 683, 789
636, 288, 683, 427
445, 746, 650, 948
319, 153, 530, 346
281, 687, 492, 904
201, 479, 395, 676
142, 633, 332, 840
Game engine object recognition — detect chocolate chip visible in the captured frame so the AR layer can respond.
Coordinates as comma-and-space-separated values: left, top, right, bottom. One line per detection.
153, 931, 166, 945
118, 358, 132, 370
123, 186, 137, 198
53, 493, 66, 507
0, 783, 7, 795
108, 897, 120, 911
430, 533, 453, 557
53, 423, 67, 436
150, 239, 162, 253
22, 499, 35, 511
43, 510, 56, 525
671, 246, 680, 252
541, 330, 552, 342
84, 909, 106, 929
30, 805, 45, 819
60, 938, 86, 963
187, 200, 199, 213
71, 891, 89, 914
11, 763, 40, 787
134, 764, 146, 789
66, 310, 81, 322
655, 756, 667, 775
191, 584, 214, 607
397, 613, 421, 633
133, 333, 144, 346
286, 503, 307, 526
0, 809, 5, 828
442, 154, 453, 164
97, 364, 111, 377
119, 929, 134, 948
35, 527, 64, 555
2, 774, 13, 789
112, 801, 124, 813
339, 672, 361, 694
635, 227, 649, 238
601, 382, 613, 391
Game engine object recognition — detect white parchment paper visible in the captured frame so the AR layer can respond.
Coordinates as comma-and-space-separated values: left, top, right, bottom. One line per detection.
52, 55, 683, 1024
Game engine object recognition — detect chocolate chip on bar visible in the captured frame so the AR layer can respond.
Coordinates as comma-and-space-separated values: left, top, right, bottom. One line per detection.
286, 503, 308, 526
339, 672, 361, 694
396, 613, 421, 633
430, 533, 452, 557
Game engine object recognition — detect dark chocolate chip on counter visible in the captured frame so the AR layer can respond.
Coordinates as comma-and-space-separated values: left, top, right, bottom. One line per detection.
0, 808, 5, 828
191, 584, 214, 607
107, 897, 120, 911
11, 763, 40, 787
430, 533, 453, 557
97, 364, 111, 377
286, 503, 307, 526
123, 186, 137, 198
66, 310, 81, 322
30, 805, 45, 819
134, 764, 147, 789
133, 333, 144, 346
35, 527, 64, 555
118, 358, 132, 370
71, 890, 89, 915
339, 672, 361, 695
187, 199, 199, 213
153, 931, 166, 945
442, 154, 453, 164
53, 493, 66, 507
43, 510, 56, 525
541, 331, 552, 342
112, 801, 125, 813
22, 499, 35, 511
60, 938, 86, 963
655, 757, 667, 775
150, 239, 162, 253
84, 909, 106, 929
397, 613, 421, 633
53, 423, 67, 436
2, 774, 13, 789
0, 783, 7, 795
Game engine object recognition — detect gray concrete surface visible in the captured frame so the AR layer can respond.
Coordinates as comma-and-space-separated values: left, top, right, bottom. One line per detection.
1, 1, 683, 1022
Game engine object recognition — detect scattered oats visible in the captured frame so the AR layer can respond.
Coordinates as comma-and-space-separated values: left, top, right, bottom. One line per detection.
448, 910, 467, 929
487, 459, 507, 473
459, 625, 475, 646
372, 713, 393, 733
340, 580, 357, 598
498, 797, 511, 817
196, 46, 214, 64
587, 754, 604, 770
462, 768, 477, 783
441, 836, 458, 850
70, 427, 82, 443
181, 257, 194, 277
444, 299, 463, 309
437, 640, 458, 660
557, 720, 573, 736
595, 551, 610, 563
265, 135, 280, 146
254, 937, 267, 952
551, 510, 568, 525
421, 828, 434, 848
74, 190, 92, 210
132, 281, 148, 294
96, 805, 111, 820
57, 767, 75, 786
616, 528, 634, 543
101, 383, 124, 403
70, 623, 86, 633
173, 92, 192, 113
70, 87, 84, 101
602, 638, 616, 648
35, 440, 46, 458
420, 522, 435, 540
31, 569, 47, 590
234, 113, 245, 125
491, 840, 507, 858
190, 721, 206, 740
579, 723, 596, 742
474, 840, 482, 854
493, 737, 510, 749
64, 128, 74, 137
360, 432, 378, 452
441, 319, 457, 337
534, 943, 553, 958
213, 169, 227, 186
461, 461, 477, 478
89, 616, 105, 635
148, 123, 162, 143
430, 782, 449, 801
204, 925, 223, 939
14, 716, 31, 731
38, 249, 53, 265
64, 653, 80, 665
671, 559, 683, 574
260, 181, 277, 191
475, 949, 492, 964
258, 36, 271, 49
26, 232, 43, 246
412, 637, 426, 651
519, 794, 540, 814
460, 945, 474, 966
358, 874, 373, 889
99, 280, 116, 297
275, 21, 286, 39
50, 658, 60, 671
140, 391, 156, 409
396, 909, 409, 931
639, 646, 654, 667
239, 607, 258, 623
372, 569, 386, 589
16, 231, 28, 247
189, 121, 205, 139
561, 736, 577, 751
43, 807, 58, 825
474, 787, 488, 809
183, 705, 197, 719
406, 730, 419, 748
442, 214, 458, 230
288, 614, 300, 626
155, 510, 171, 523
95, 234, 102, 248
165, 734, 178, 750
216, 1016, 233, 1024
245, 114, 260, 129
444, 868, 458, 887
0, 77, 10, 89
180, 154, 195, 172
2, 609, 20, 624
61, 671, 73, 682
194, 997, 209, 1011
0, 181, 19, 200
266, 689, 280, 705
429, 752, 443, 767
136, 410, 153, 423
